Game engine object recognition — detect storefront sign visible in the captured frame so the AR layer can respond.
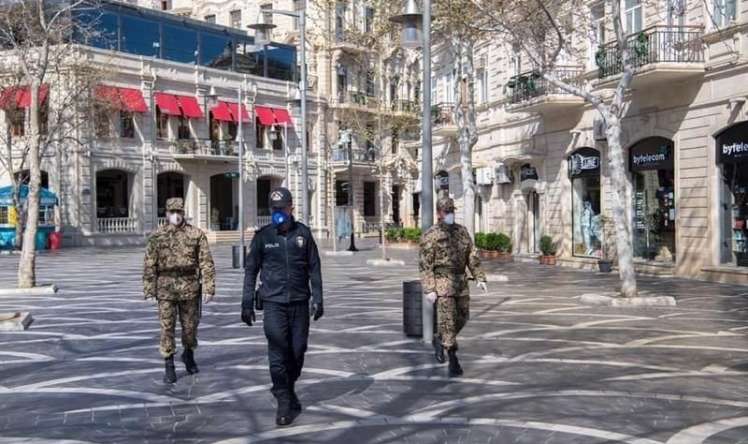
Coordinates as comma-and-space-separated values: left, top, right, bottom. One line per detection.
629, 137, 674, 172
520, 164, 539, 182
436, 171, 449, 190
717, 122, 748, 163
568, 148, 600, 178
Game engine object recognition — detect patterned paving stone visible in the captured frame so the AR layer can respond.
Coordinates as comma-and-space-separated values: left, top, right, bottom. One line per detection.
1, 241, 748, 443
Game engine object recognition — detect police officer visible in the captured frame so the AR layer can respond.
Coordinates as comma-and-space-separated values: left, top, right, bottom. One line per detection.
419, 196, 487, 377
143, 197, 216, 384
242, 187, 323, 427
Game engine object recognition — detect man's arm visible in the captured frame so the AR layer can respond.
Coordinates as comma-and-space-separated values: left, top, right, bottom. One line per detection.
308, 232, 323, 305
143, 237, 158, 300
242, 234, 262, 309
419, 231, 437, 295
198, 233, 216, 295
465, 229, 486, 283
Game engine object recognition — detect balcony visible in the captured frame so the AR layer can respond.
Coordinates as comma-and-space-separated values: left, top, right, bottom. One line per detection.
97, 217, 138, 234
332, 28, 373, 54
331, 90, 380, 113
161, 139, 241, 161
390, 99, 420, 118
431, 103, 457, 138
330, 147, 377, 169
595, 25, 705, 88
507, 67, 585, 113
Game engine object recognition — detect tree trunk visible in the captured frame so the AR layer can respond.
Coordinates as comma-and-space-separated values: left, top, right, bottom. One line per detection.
604, 114, 638, 297
380, 173, 386, 260
453, 38, 478, 236
18, 82, 41, 289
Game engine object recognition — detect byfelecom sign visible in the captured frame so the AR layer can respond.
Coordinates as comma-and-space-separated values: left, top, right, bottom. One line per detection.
717, 122, 748, 163
629, 137, 674, 172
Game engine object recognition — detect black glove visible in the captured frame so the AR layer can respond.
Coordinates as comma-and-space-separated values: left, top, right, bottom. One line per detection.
311, 302, 323, 321
241, 307, 256, 326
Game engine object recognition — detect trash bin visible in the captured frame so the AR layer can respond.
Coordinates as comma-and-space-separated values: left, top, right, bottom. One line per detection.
49, 232, 62, 250
232, 245, 247, 269
403, 280, 423, 337
35, 229, 49, 250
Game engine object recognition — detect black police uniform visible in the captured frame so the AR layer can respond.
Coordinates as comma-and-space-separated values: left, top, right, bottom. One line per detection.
242, 191, 323, 422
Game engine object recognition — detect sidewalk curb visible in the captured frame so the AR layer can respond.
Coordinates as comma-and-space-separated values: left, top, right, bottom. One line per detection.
486, 274, 509, 282
324, 251, 355, 257
579, 293, 677, 307
0, 285, 58, 296
366, 258, 406, 267
0, 312, 33, 331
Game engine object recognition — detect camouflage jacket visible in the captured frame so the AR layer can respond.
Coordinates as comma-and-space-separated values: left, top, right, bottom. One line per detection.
419, 222, 486, 298
143, 223, 216, 301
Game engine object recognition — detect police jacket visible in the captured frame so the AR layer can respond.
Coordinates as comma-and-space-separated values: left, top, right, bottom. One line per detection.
242, 218, 323, 308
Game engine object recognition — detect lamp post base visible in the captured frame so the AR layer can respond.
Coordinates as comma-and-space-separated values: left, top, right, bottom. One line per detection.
347, 233, 358, 252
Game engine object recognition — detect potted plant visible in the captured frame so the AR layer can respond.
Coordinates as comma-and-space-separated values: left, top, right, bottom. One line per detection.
402, 227, 422, 245
475, 232, 490, 258
495, 232, 513, 263
598, 215, 614, 273
385, 227, 403, 243
539, 235, 557, 265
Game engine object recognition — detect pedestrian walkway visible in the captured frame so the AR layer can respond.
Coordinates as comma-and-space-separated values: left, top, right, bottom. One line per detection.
0, 244, 747, 443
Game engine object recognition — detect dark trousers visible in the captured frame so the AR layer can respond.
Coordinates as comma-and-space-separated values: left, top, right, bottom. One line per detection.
263, 301, 310, 402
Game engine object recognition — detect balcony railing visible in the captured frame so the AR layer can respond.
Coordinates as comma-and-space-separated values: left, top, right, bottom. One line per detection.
431, 103, 455, 126
335, 90, 379, 109
596, 25, 704, 79
331, 147, 376, 163
97, 217, 138, 233
508, 67, 584, 104
391, 99, 419, 114
257, 215, 272, 226
209, 140, 238, 156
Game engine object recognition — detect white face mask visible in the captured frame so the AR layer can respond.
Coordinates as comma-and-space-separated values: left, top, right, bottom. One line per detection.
444, 213, 456, 225
168, 212, 184, 226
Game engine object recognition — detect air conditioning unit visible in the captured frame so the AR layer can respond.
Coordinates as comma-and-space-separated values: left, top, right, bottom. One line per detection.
593, 118, 607, 141
494, 162, 513, 184
476, 167, 494, 186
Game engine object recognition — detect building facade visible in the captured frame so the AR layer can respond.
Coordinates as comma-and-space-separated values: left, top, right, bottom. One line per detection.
428, 0, 748, 284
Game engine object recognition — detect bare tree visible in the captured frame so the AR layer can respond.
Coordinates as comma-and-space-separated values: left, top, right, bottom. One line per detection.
0, 0, 104, 288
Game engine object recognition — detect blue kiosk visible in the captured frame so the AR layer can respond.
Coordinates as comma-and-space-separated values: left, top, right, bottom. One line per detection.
0, 185, 58, 249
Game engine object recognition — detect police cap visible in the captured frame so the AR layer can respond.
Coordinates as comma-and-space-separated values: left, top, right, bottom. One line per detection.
269, 187, 293, 209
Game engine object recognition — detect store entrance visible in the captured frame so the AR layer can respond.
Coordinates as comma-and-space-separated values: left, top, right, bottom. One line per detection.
527, 191, 540, 254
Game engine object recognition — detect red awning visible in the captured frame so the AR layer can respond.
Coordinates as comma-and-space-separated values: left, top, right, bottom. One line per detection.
211, 101, 234, 122
155, 93, 182, 116
119, 88, 148, 113
255, 105, 275, 126
0, 87, 24, 109
17, 85, 49, 108
272, 108, 292, 125
227, 102, 251, 123
95, 85, 121, 107
176, 95, 203, 119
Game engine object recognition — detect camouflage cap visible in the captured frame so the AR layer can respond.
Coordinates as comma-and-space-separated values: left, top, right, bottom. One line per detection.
436, 196, 455, 212
166, 198, 185, 212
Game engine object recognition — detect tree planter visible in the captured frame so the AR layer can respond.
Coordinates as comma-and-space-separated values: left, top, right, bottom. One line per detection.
496, 252, 513, 263
539, 255, 557, 265
598, 260, 613, 273
479, 250, 500, 260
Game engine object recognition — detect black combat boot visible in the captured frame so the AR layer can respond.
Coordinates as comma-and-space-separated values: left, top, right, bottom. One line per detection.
447, 348, 463, 378
181, 348, 199, 374
164, 356, 177, 384
433, 335, 446, 364
275, 394, 294, 427
289, 382, 302, 414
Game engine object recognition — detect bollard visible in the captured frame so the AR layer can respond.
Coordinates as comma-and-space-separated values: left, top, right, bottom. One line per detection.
402, 280, 422, 337
232, 245, 246, 269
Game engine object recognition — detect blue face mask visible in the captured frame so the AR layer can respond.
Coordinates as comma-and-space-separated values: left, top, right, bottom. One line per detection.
272, 210, 288, 227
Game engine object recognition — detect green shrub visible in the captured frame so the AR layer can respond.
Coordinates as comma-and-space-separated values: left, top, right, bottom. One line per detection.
540, 235, 556, 256
496, 233, 512, 253
474, 232, 487, 250
402, 227, 422, 242
484, 233, 500, 251
385, 227, 403, 242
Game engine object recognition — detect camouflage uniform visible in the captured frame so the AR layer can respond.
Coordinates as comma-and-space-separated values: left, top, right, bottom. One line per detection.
419, 197, 486, 351
143, 198, 216, 358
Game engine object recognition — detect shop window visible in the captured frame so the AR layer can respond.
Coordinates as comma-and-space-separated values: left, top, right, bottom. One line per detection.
568, 147, 602, 258
630, 137, 676, 262
717, 122, 748, 266
272, 127, 284, 151
364, 181, 376, 217
336, 180, 349, 206
120, 111, 135, 139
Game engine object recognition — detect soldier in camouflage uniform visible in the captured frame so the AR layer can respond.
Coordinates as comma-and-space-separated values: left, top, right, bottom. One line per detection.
419, 196, 487, 377
143, 197, 216, 383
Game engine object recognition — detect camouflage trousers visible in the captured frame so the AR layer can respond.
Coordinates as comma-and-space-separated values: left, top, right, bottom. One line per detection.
436, 296, 470, 350
158, 298, 199, 358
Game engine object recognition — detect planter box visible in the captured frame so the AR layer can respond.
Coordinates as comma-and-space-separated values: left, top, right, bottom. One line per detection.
598, 260, 613, 273
539, 255, 557, 265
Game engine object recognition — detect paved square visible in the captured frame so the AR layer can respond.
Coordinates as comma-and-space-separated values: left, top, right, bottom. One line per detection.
1, 242, 748, 443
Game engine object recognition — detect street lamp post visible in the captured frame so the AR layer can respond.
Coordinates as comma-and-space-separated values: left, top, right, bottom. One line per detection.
237, 85, 245, 268
391, 0, 433, 344
250, 8, 309, 225
346, 131, 357, 252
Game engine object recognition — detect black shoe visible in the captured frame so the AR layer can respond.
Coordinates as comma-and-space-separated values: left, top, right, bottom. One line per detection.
290, 392, 302, 414
433, 336, 446, 364
276, 400, 294, 427
181, 348, 199, 374
163, 357, 177, 384
448, 349, 463, 378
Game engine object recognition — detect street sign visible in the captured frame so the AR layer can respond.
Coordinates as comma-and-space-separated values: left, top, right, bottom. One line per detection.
224, 172, 240, 179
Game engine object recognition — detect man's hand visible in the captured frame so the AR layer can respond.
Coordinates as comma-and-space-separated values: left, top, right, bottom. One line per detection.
477, 282, 488, 293
425, 292, 438, 304
311, 302, 323, 321
241, 307, 256, 326
203, 293, 215, 304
